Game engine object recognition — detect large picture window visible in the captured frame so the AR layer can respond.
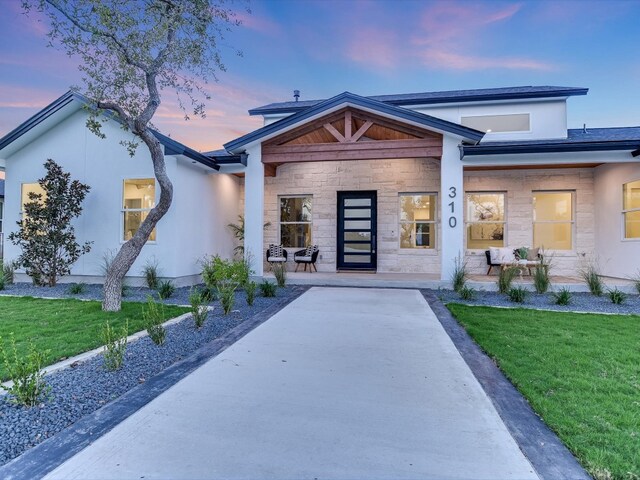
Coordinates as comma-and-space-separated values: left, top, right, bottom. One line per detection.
533, 191, 574, 250
21, 183, 46, 212
623, 180, 640, 239
399, 193, 437, 249
279, 196, 312, 248
465, 193, 505, 249
123, 178, 156, 242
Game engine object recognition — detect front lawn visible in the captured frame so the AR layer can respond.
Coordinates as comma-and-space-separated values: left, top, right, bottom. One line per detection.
0, 296, 190, 380
448, 304, 640, 480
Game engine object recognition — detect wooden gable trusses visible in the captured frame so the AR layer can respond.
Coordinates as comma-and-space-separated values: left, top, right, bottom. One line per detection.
261, 108, 443, 176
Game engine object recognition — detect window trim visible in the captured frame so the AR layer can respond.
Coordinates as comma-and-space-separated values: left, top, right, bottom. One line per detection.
459, 113, 532, 134
464, 191, 507, 251
532, 190, 576, 251
622, 178, 640, 241
121, 177, 157, 244
278, 194, 313, 248
398, 192, 438, 250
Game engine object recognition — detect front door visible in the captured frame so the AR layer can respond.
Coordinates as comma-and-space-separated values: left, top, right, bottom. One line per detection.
337, 191, 377, 271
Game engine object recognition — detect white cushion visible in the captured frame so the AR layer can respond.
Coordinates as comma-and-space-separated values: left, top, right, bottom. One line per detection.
296, 256, 313, 262
268, 256, 286, 262
490, 247, 515, 264
489, 247, 502, 264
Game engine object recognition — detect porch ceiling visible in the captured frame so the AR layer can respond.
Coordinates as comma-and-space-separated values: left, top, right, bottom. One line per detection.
262, 107, 443, 176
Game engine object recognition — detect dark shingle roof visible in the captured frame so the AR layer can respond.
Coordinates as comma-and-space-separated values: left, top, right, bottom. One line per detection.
249, 86, 589, 116
462, 127, 640, 156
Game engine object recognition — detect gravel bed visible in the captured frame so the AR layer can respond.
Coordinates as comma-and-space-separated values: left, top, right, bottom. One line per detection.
0, 286, 301, 466
435, 289, 640, 315
0, 282, 242, 305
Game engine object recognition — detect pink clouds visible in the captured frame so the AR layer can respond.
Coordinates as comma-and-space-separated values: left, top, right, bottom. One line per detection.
235, 11, 282, 37
346, 28, 398, 69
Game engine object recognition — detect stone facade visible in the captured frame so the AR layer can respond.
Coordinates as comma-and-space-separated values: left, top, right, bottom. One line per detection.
463, 168, 595, 276
263, 158, 442, 273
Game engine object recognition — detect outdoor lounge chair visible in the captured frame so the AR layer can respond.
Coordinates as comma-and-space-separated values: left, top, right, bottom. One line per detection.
266, 244, 287, 265
485, 247, 543, 275
294, 245, 319, 272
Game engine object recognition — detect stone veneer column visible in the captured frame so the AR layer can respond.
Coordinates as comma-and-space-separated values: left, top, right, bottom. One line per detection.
440, 135, 464, 282
244, 143, 265, 277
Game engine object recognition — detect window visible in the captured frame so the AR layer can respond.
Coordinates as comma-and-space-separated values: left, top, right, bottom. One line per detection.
460, 114, 530, 133
123, 178, 156, 241
465, 193, 505, 249
0, 199, 3, 233
533, 191, 574, 250
21, 183, 46, 212
279, 196, 312, 248
399, 194, 437, 249
623, 180, 640, 239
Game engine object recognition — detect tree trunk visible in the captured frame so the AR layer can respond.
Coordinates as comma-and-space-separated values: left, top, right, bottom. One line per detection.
102, 129, 173, 311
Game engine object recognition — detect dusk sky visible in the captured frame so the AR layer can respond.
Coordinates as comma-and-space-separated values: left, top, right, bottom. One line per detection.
1, 0, 639, 151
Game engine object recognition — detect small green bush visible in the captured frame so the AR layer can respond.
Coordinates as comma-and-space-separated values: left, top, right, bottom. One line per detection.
219, 285, 235, 314
189, 287, 209, 328
260, 281, 277, 298
552, 287, 572, 306
157, 280, 175, 300
458, 285, 476, 301
143, 297, 166, 346
580, 263, 603, 296
142, 258, 160, 290
498, 267, 518, 294
508, 286, 529, 303
121, 284, 130, 298
515, 247, 529, 260
533, 264, 550, 294
272, 262, 287, 288
201, 255, 251, 313
2, 259, 16, 285
67, 282, 86, 295
608, 288, 626, 305
0, 335, 50, 406
451, 255, 467, 293
245, 281, 257, 306
102, 320, 128, 371
632, 271, 640, 295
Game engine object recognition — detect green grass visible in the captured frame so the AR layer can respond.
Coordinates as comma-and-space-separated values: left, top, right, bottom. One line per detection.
0, 297, 189, 381
447, 304, 640, 480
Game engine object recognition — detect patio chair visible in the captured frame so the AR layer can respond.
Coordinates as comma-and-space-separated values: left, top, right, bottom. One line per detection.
484, 250, 501, 275
294, 245, 319, 272
266, 244, 287, 265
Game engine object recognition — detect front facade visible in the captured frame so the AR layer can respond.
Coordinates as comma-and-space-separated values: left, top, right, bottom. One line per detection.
0, 86, 639, 284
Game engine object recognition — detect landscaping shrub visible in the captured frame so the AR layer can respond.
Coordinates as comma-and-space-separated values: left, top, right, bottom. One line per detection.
143, 296, 167, 346
272, 262, 287, 288
260, 281, 277, 298
245, 281, 257, 306
189, 287, 209, 329
121, 284, 130, 298
451, 255, 467, 293
497, 267, 518, 294
552, 287, 572, 306
8, 159, 92, 286
458, 285, 476, 301
67, 282, 86, 295
608, 288, 626, 305
219, 285, 235, 314
633, 271, 640, 295
580, 262, 604, 296
0, 335, 50, 406
0, 269, 5, 291
200, 286, 216, 302
157, 280, 175, 300
142, 258, 160, 290
533, 264, 551, 294
508, 286, 529, 303
201, 255, 251, 314
2, 259, 16, 285
101, 320, 128, 371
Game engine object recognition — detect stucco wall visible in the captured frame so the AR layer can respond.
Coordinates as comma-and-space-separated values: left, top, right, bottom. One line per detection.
263, 158, 442, 274
594, 163, 640, 278
2, 110, 238, 284
463, 168, 596, 276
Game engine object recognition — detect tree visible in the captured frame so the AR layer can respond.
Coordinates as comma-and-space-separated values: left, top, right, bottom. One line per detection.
8, 159, 92, 287
23, 0, 245, 310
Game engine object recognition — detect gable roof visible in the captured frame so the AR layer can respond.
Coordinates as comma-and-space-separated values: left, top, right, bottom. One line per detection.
249, 86, 589, 116
0, 91, 219, 170
225, 91, 485, 152
462, 127, 640, 157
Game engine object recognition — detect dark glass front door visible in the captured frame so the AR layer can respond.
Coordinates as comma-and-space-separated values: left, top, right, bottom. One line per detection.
337, 191, 377, 271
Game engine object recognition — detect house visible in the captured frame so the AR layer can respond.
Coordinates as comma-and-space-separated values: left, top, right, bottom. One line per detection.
0, 86, 639, 285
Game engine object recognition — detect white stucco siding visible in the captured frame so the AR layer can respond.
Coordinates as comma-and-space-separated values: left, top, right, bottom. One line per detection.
594, 162, 640, 278
2, 109, 233, 284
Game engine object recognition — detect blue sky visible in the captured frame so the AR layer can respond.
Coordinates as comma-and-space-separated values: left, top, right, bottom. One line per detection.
1, 0, 639, 150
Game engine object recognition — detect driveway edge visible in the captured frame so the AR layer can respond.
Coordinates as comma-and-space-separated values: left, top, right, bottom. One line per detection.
422, 292, 591, 480
0, 287, 309, 480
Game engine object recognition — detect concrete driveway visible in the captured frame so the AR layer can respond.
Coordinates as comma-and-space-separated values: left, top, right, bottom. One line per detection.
46, 287, 538, 480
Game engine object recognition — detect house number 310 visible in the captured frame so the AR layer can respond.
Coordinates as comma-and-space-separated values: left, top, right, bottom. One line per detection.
448, 186, 457, 228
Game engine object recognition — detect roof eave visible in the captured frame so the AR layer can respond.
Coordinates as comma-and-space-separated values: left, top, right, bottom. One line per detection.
463, 141, 640, 157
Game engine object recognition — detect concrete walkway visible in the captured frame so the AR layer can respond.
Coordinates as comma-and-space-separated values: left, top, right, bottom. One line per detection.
46, 287, 538, 480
